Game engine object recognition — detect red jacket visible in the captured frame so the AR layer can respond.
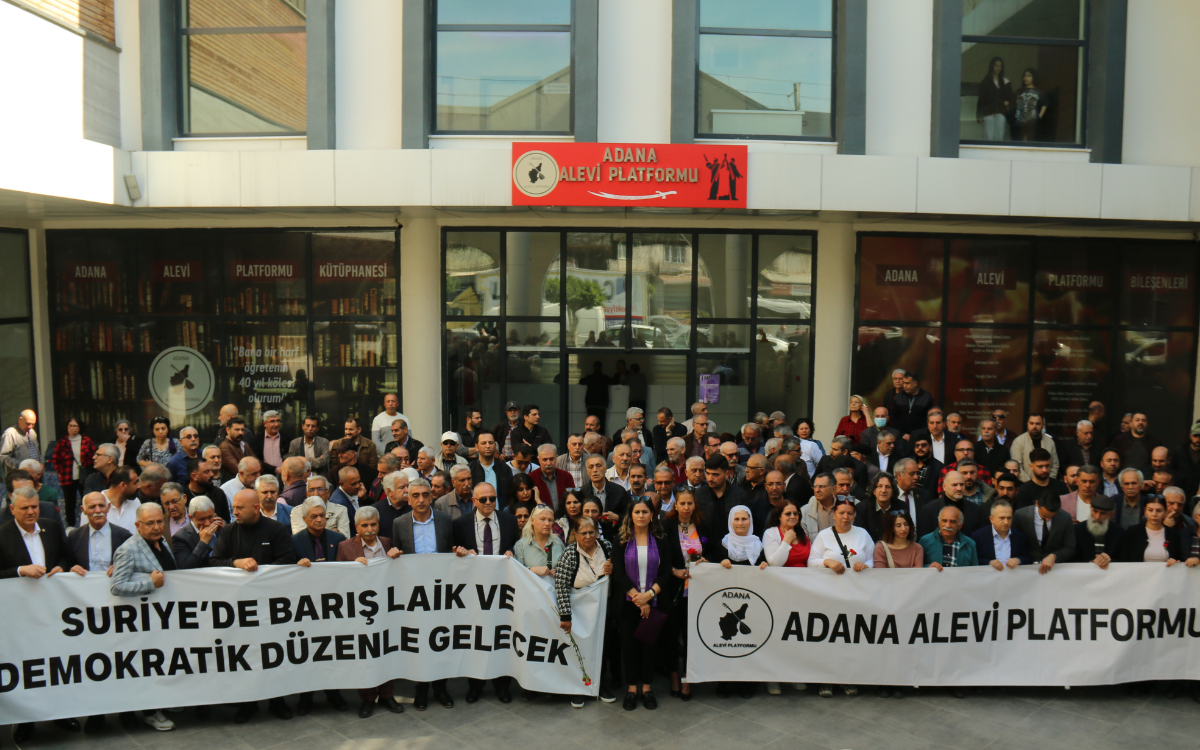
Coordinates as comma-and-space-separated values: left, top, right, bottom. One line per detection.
530, 467, 574, 510
51, 435, 95, 485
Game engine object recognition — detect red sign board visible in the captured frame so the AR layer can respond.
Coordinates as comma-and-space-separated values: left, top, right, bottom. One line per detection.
512, 143, 747, 208
151, 260, 203, 282
62, 261, 117, 281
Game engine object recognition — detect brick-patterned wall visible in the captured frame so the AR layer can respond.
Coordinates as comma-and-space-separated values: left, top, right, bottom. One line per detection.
26, 0, 115, 43
188, 0, 307, 132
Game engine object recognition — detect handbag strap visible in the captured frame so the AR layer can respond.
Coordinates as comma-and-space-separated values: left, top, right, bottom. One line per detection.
883, 543, 896, 569
831, 528, 852, 566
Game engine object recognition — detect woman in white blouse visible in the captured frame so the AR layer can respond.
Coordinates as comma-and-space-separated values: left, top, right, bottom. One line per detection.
807, 498, 873, 698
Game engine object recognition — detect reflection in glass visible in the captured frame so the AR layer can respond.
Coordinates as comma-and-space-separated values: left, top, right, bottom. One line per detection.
943, 327, 1028, 431
755, 324, 811, 425
701, 0, 832, 30
446, 232, 501, 318
187, 0, 307, 28
853, 326, 941, 415
960, 42, 1082, 144
226, 321, 309, 433
698, 357, 749, 434
633, 233, 692, 351
438, 0, 571, 25
0, 233, 29, 319
1029, 329, 1110, 439
312, 232, 397, 317
312, 321, 397, 431
1033, 242, 1116, 325
565, 233, 624, 347
186, 34, 307, 134
1116, 332, 1195, 448
436, 31, 571, 132
697, 235, 751, 320
506, 232, 561, 317
507, 322, 562, 444
53, 236, 135, 315
948, 239, 1030, 324
757, 235, 812, 319
962, 0, 1083, 40
446, 322, 503, 437
696, 324, 751, 353
224, 233, 306, 316
1119, 245, 1198, 328
858, 236, 943, 321
139, 238, 217, 316
698, 35, 832, 138
566, 353, 688, 437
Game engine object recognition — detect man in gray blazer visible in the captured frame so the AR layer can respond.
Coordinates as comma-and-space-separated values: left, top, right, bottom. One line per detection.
1013, 489, 1076, 575
287, 416, 330, 472
67, 491, 132, 575
390, 478, 455, 710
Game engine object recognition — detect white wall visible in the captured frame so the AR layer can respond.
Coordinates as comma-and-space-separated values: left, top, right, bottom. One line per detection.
114, 0, 141, 152
866, 0, 933, 157
597, 0, 672, 143
398, 213, 442, 445
337, 0, 404, 150
1122, 0, 1200, 167
812, 221, 856, 447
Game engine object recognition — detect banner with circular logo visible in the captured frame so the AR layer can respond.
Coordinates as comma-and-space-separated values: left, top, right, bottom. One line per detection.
148, 346, 215, 415
695, 586, 774, 657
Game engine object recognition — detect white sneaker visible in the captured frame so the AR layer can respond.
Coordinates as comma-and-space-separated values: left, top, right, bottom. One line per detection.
842, 684, 859, 696
790, 683, 808, 691
766, 682, 782, 695
571, 697, 585, 708
143, 711, 175, 731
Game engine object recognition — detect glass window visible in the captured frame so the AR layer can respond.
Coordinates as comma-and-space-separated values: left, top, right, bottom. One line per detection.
566, 233, 625, 348
435, 0, 572, 134
1033, 241, 1117, 325
858, 236, 944, 321
698, 1, 833, 139
697, 234, 752, 320
52, 236, 136, 315
0, 233, 29, 319
942, 327, 1028, 429
446, 232, 501, 318
1029, 329, 1110, 439
960, 0, 1086, 146
224, 233, 307, 316
634, 233, 692, 351
0, 324, 35, 434
312, 232, 397, 317
1116, 331, 1196, 447
446, 322, 503, 438
757, 235, 812, 319
853, 325, 942, 413
138, 237, 219, 316
312, 321, 396, 431
947, 239, 1031, 324
506, 232, 561, 318
182, 1, 306, 135
755, 323, 812, 424
1119, 245, 1197, 328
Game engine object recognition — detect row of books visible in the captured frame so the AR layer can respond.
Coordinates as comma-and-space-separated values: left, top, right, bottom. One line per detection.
318, 288, 398, 317
57, 361, 138, 401
139, 279, 207, 314
315, 333, 399, 367
223, 289, 306, 316
320, 370, 399, 395
55, 323, 136, 353
56, 281, 130, 313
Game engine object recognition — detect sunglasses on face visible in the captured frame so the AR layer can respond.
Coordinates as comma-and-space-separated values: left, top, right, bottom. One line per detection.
476, 496, 497, 504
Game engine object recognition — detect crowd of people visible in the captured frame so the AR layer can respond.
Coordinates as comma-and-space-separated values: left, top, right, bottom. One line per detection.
1, 374, 1199, 743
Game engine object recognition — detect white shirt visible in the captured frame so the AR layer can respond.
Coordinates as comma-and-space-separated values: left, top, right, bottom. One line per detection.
88, 523, 113, 571
992, 527, 1012, 563
899, 487, 919, 519
18, 525, 45, 573
799, 439, 823, 477
372, 411, 409, 454
636, 543, 649, 591
1075, 494, 1094, 522
220, 476, 248, 507
605, 465, 632, 490
931, 435, 946, 463
1034, 512, 1046, 544
360, 538, 386, 559
876, 451, 891, 473
474, 511, 501, 555
106, 494, 141, 533
69, 436, 82, 480
808, 526, 874, 569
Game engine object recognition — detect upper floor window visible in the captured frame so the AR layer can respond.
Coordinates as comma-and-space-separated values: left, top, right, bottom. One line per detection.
697, 0, 834, 140
181, 0, 307, 136
434, 0, 572, 134
961, 0, 1086, 146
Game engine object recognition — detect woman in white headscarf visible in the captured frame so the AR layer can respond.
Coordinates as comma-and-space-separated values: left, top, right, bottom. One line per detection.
717, 505, 767, 699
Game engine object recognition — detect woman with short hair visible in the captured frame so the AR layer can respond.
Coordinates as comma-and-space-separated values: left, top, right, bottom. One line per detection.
514, 504, 565, 576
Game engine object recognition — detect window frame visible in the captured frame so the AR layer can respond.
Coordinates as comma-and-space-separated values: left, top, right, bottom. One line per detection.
440, 227, 818, 442
694, 2, 837, 143
178, 0, 309, 138
0, 229, 37, 431
959, 0, 1090, 149
431, 0, 576, 136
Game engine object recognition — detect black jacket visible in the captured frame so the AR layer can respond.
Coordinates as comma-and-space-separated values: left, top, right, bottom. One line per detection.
1169, 441, 1200, 498
510, 423, 553, 453
976, 75, 1013, 119
652, 423, 687, 459
1057, 439, 1096, 477
292, 528, 347, 563
892, 388, 934, 436
579, 481, 632, 521
695, 483, 766, 542
856, 500, 904, 542
452, 510, 519, 555
612, 533, 679, 613
210, 516, 296, 567
974, 440, 1011, 476
0, 519, 69, 577
1118, 522, 1183, 563
469, 458, 514, 494
1073, 520, 1122, 562
66, 522, 132, 570
171, 523, 214, 569
914, 457, 943, 496
917, 495, 986, 539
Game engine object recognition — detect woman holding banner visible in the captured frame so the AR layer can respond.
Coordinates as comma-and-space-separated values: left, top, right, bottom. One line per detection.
553, 490, 586, 543
514, 504, 565, 576
808, 498, 873, 698
872, 509, 922, 698
582, 499, 617, 545
1118, 496, 1184, 564
763, 500, 810, 568
717, 505, 769, 698
661, 489, 711, 701
556, 516, 614, 708
612, 498, 680, 711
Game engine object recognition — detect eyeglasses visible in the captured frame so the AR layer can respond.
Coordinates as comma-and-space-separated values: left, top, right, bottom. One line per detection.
476, 496, 498, 504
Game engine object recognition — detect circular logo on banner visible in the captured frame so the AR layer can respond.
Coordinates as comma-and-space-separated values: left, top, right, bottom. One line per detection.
513, 150, 559, 198
148, 347, 215, 416
696, 587, 774, 658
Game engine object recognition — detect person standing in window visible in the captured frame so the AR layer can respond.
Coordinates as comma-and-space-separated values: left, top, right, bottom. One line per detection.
1014, 68, 1048, 141
976, 56, 1012, 141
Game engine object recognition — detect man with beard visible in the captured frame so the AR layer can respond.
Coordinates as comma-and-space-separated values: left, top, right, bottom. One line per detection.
1010, 413, 1059, 481
918, 470, 986, 538
740, 454, 769, 511
1064, 465, 1104, 522
958, 460, 996, 507
1107, 412, 1160, 476
911, 437, 942, 496
1099, 449, 1122, 497
1169, 423, 1200, 497
1014, 448, 1068, 511
1072, 494, 1120, 567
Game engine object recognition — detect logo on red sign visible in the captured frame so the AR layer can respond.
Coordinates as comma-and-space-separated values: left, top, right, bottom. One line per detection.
512, 143, 747, 208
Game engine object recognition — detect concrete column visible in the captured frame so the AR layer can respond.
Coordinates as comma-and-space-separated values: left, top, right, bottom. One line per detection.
725, 234, 749, 318
866, 0, 933, 157
812, 221, 856, 447
337, 0, 404, 149
27, 228, 55, 443
113, 0, 142, 152
597, 0, 672, 143
400, 213, 441, 444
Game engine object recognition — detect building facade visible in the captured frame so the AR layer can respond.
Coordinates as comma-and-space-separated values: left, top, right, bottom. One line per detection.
1, 0, 1199, 450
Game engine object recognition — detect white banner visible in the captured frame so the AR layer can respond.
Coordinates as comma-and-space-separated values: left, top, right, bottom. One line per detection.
686, 563, 1200, 686
0, 555, 607, 723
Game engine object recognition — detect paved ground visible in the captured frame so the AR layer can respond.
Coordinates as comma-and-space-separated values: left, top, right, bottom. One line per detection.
7, 679, 1200, 750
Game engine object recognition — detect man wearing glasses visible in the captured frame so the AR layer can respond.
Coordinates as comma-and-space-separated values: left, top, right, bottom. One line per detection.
991, 410, 1013, 445
452, 483, 519, 704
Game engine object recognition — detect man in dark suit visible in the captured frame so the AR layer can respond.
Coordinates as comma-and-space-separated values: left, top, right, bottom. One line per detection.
1073, 494, 1121, 567
775, 454, 812, 507
66, 491, 132, 576
696, 455, 764, 538
1013, 490, 1076, 575
579, 454, 631, 524
0, 487, 78, 741
892, 458, 931, 522
1058, 419, 1098, 478
452, 482, 520, 704
291, 497, 349, 715
509, 404, 552, 454
864, 431, 900, 474
329, 465, 365, 525
530, 444, 573, 510
247, 410, 292, 477
891, 372, 934, 439
172, 495, 224, 569
974, 418, 1010, 477
917, 470, 985, 539
469, 431, 513, 497
390, 478, 455, 710
971, 499, 1031, 568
